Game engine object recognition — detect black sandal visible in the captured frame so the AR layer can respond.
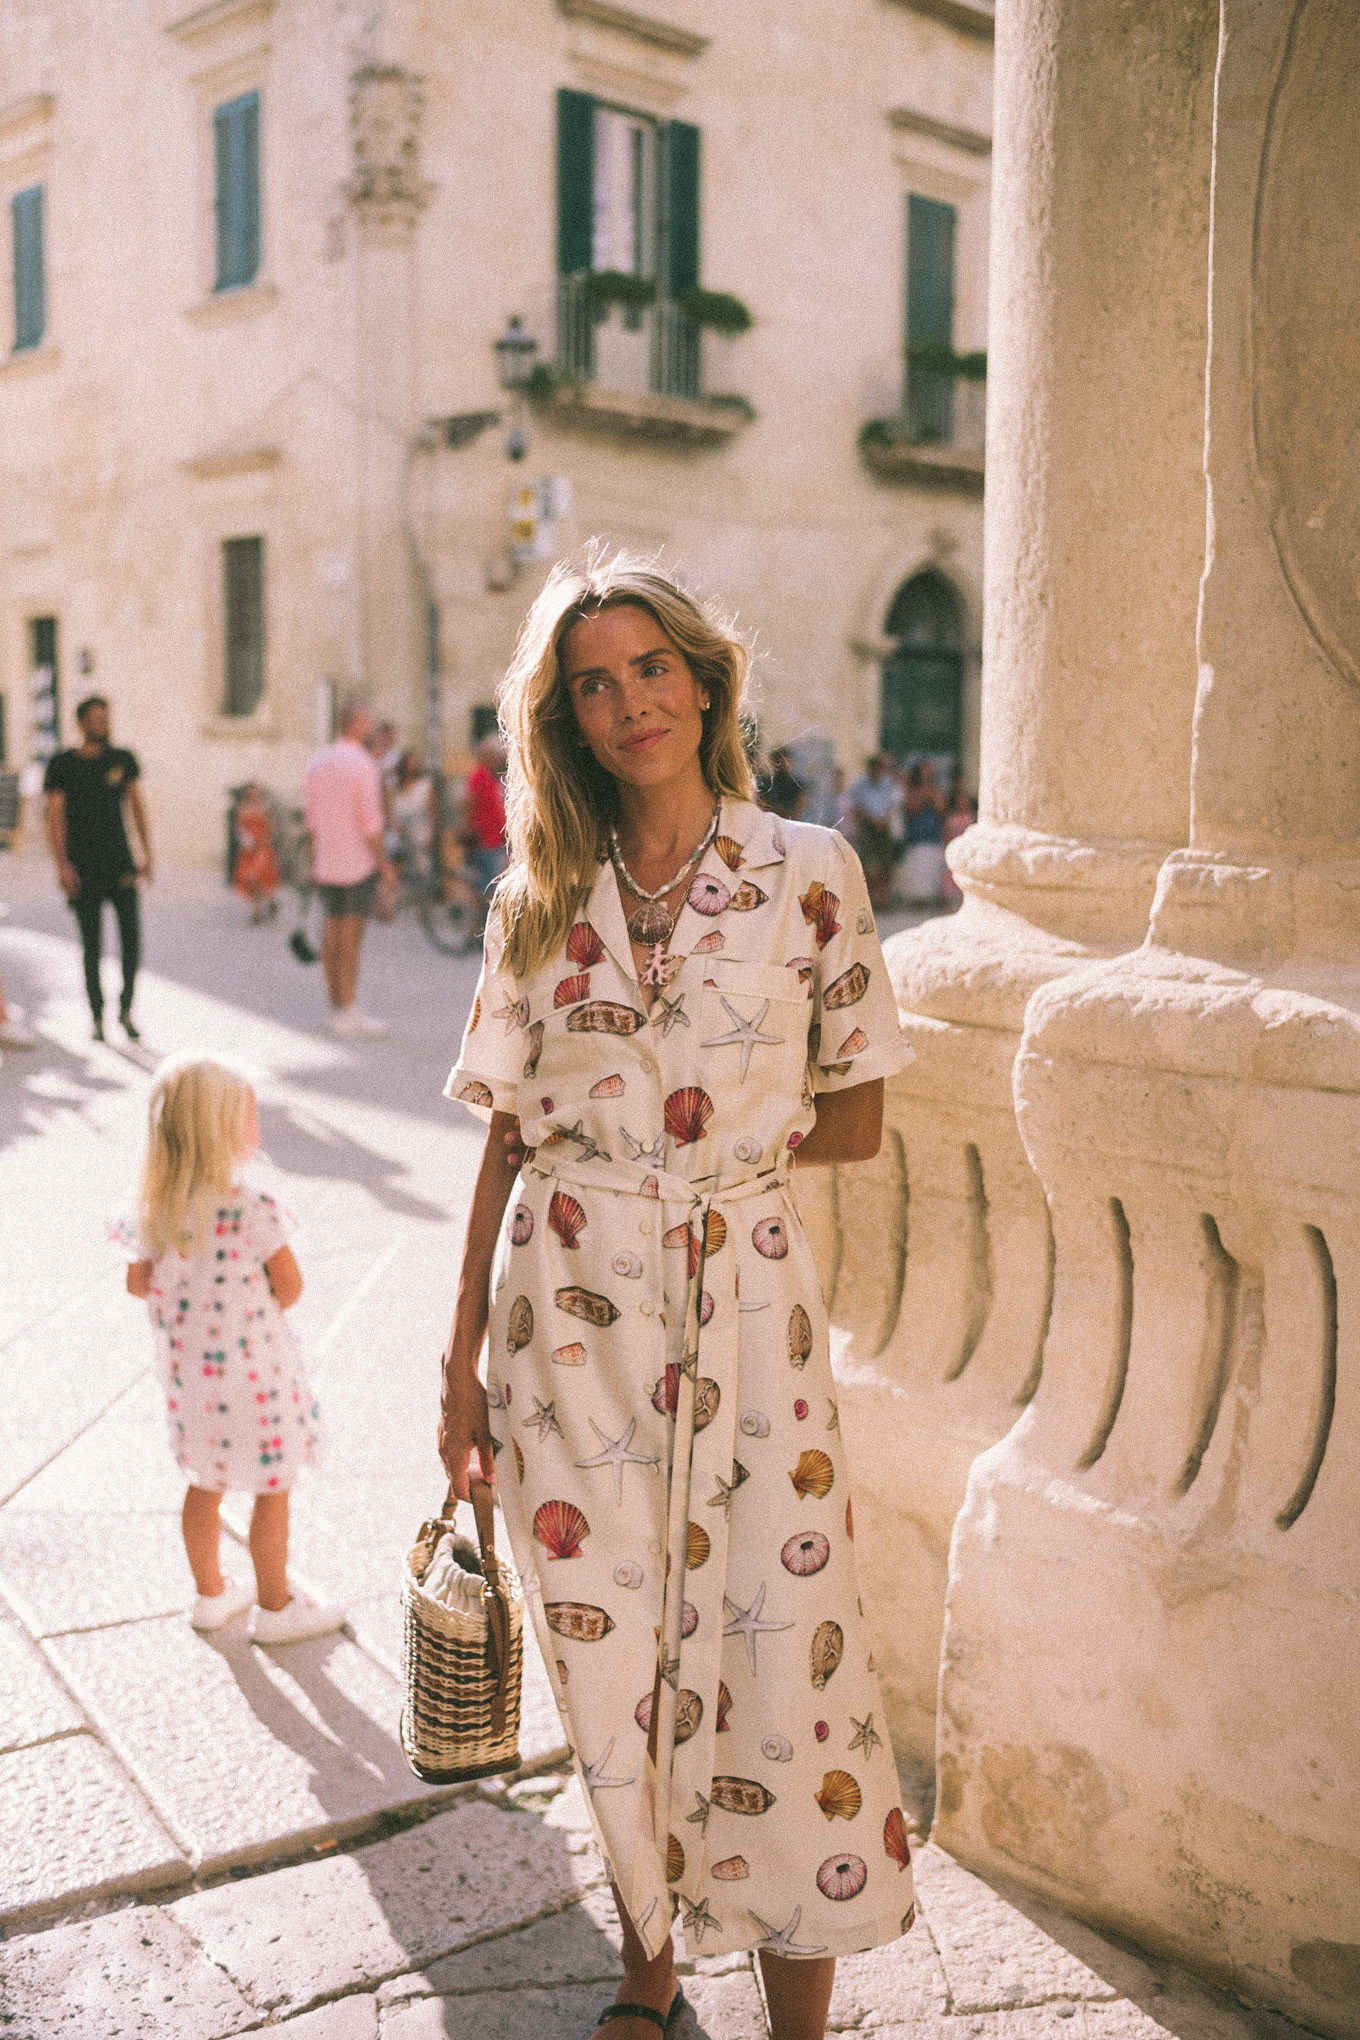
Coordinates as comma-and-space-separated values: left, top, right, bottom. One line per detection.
595, 1988, 686, 2033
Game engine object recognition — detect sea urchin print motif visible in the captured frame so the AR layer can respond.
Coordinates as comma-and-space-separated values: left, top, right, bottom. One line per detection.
443, 804, 916, 1963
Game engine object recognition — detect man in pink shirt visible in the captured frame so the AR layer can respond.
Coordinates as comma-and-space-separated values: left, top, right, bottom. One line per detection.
304, 701, 396, 1038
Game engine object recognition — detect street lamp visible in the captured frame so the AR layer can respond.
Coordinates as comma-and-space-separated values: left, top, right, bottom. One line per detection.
495, 315, 538, 461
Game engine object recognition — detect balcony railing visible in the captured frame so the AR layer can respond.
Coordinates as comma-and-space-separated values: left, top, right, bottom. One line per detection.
555, 275, 701, 400
859, 363, 987, 491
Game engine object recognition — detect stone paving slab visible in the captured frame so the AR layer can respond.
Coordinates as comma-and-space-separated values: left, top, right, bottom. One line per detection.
269, 1998, 380, 2040
0, 1734, 186, 1919
384, 1970, 772, 2040
914, 1846, 1117, 2010
378, 1882, 624, 2005
0, 1508, 192, 1637
8, 1368, 187, 1518
0, 1905, 256, 2038
0, 1602, 86, 1753
169, 1794, 606, 2016
827, 1917, 951, 2025
46, 1613, 437, 1867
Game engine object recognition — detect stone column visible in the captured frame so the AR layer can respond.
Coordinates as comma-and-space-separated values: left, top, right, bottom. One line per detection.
348, 64, 430, 724
823, 0, 1217, 1776
935, 6, 1360, 2032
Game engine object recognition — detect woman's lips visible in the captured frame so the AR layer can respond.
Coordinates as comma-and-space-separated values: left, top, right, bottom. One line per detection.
620, 727, 667, 753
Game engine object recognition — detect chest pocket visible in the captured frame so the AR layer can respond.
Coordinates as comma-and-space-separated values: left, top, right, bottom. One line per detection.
698, 964, 811, 1090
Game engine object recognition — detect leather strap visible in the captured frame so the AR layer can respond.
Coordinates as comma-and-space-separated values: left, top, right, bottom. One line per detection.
468, 1475, 511, 1731
596, 2004, 667, 2033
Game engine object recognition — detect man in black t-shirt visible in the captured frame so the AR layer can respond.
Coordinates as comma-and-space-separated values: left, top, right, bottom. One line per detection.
43, 696, 154, 1041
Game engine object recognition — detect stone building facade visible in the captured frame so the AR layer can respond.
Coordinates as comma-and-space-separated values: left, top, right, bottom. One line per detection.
0, 0, 994, 864
799, 2, 1360, 2034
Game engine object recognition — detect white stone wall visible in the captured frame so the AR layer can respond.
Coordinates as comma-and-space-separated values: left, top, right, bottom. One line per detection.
0, 0, 993, 864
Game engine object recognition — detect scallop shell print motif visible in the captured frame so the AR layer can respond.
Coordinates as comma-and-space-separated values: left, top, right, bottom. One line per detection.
816, 1853, 868, 1902
635, 1689, 703, 1743
589, 1073, 625, 1099
566, 1001, 644, 1036
543, 1601, 615, 1641
548, 1190, 587, 1249
704, 1211, 728, 1256
752, 1215, 789, 1259
884, 1806, 912, 1871
811, 1619, 845, 1690
781, 1529, 830, 1577
507, 1296, 534, 1354
533, 1500, 589, 1560
823, 962, 869, 1009
815, 1770, 863, 1822
664, 1087, 714, 1146
650, 1365, 680, 1416
715, 1680, 732, 1732
555, 1286, 621, 1327
799, 880, 842, 949
688, 873, 731, 917
567, 919, 607, 968
789, 1449, 835, 1500
714, 834, 746, 871
507, 1205, 534, 1245
554, 973, 591, 1009
686, 1521, 711, 1569
666, 1834, 685, 1884
788, 1304, 812, 1368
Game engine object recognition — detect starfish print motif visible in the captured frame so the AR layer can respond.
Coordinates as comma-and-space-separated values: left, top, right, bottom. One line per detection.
678, 1343, 699, 1379
620, 1125, 667, 1167
582, 1737, 637, 1793
723, 1580, 794, 1675
685, 1792, 710, 1834
701, 996, 783, 1081
542, 1119, 611, 1163
575, 1417, 660, 1503
654, 990, 690, 1035
848, 1712, 883, 1757
493, 992, 528, 1034
827, 1397, 840, 1432
680, 1893, 723, 1942
658, 1649, 681, 1690
525, 1396, 562, 1442
707, 1460, 750, 1515
747, 1906, 828, 1959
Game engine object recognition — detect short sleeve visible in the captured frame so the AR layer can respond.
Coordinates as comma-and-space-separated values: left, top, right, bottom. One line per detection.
121, 750, 141, 785
42, 753, 67, 796
248, 1191, 292, 1263
443, 913, 523, 1123
808, 835, 915, 1092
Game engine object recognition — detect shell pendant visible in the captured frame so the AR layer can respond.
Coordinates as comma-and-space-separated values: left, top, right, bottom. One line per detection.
627, 899, 675, 947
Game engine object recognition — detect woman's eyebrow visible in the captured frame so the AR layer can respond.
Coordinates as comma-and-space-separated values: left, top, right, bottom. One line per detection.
566, 648, 673, 683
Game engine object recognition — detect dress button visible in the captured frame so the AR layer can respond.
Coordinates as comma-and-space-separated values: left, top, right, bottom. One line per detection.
639, 1218, 654, 1235
640, 1302, 654, 1318
639, 1057, 655, 1075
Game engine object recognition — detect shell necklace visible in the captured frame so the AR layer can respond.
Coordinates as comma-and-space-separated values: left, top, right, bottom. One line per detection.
609, 802, 721, 980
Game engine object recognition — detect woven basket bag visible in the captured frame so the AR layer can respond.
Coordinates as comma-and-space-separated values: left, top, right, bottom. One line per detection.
400, 1477, 523, 1783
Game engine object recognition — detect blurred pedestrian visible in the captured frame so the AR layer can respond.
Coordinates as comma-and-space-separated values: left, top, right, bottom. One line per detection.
459, 733, 508, 946
761, 744, 806, 820
387, 749, 436, 880
847, 752, 901, 908
941, 771, 976, 908
43, 695, 153, 1042
117, 1054, 344, 1643
902, 760, 948, 904
231, 783, 281, 924
304, 699, 396, 1038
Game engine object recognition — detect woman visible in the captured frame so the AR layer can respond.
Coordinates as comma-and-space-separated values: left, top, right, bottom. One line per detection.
388, 750, 436, 879
438, 554, 916, 2040
900, 761, 947, 906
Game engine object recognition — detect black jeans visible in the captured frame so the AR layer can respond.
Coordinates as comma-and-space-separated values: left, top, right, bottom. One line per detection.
70, 873, 141, 1021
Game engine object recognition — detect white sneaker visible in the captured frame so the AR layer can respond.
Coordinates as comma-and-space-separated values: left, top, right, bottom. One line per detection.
329, 1006, 389, 1039
190, 1578, 255, 1631
0, 1016, 36, 1048
250, 1595, 348, 1645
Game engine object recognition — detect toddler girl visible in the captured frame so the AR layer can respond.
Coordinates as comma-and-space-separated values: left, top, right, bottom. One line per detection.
120, 1054, 345, 1643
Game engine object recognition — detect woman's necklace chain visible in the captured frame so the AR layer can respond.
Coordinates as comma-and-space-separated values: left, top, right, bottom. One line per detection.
609, 802, 721, 957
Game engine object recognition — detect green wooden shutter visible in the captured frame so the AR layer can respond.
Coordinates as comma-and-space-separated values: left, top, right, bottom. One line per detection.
664, 120, 700, 300
223, 537, 265, 716
12, 186, 45, 351
557, 88, 594, 275
906, 194, 954, 346
215, 91, 260, 291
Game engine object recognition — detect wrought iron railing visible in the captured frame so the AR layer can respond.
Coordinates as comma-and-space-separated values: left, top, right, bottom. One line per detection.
555, 276, 701, 401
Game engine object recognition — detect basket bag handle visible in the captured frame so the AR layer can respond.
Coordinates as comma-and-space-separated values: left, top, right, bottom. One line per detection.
464, 1476, 513, 1734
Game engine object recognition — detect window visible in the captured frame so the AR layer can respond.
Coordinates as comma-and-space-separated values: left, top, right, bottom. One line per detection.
223, 537, 264, 716
29, 616, 59, 760
880, 571, 964, 771
214, 91, 260, 291
556, 89, 700, 397
906, 194, 956, 442
12, 185, 45, 351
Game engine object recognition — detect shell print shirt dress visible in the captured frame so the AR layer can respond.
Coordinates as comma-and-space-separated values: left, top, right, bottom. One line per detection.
114, 1190, 321, 1494
446, 800, 917, 1962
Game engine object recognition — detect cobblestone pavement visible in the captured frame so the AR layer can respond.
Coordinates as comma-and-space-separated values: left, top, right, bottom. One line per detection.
0, 860, 1311, 2038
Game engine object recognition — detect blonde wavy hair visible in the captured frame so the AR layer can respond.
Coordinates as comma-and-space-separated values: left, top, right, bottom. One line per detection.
139, 1054, 255, 1257
495, 548, 755, 979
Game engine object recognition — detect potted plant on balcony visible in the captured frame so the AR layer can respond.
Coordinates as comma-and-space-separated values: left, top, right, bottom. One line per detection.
582, 270, 658, 330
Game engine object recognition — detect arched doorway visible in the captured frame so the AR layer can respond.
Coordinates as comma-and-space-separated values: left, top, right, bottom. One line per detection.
879, 570, 964, 774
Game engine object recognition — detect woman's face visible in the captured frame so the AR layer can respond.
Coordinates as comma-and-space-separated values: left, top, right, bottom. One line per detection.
561, 604, 710, 794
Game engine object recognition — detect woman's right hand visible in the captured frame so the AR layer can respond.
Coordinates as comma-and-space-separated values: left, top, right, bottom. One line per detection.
438, 1362, 495, 1502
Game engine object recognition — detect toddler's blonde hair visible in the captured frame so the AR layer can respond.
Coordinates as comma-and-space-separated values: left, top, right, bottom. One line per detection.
138, 1054, 255, 1257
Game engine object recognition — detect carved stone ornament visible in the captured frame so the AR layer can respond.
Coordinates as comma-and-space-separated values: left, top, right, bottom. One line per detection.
347, 65, 432, 225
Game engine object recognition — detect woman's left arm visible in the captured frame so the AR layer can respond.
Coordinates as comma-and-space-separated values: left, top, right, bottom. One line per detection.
789, 1079, 883, 1168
